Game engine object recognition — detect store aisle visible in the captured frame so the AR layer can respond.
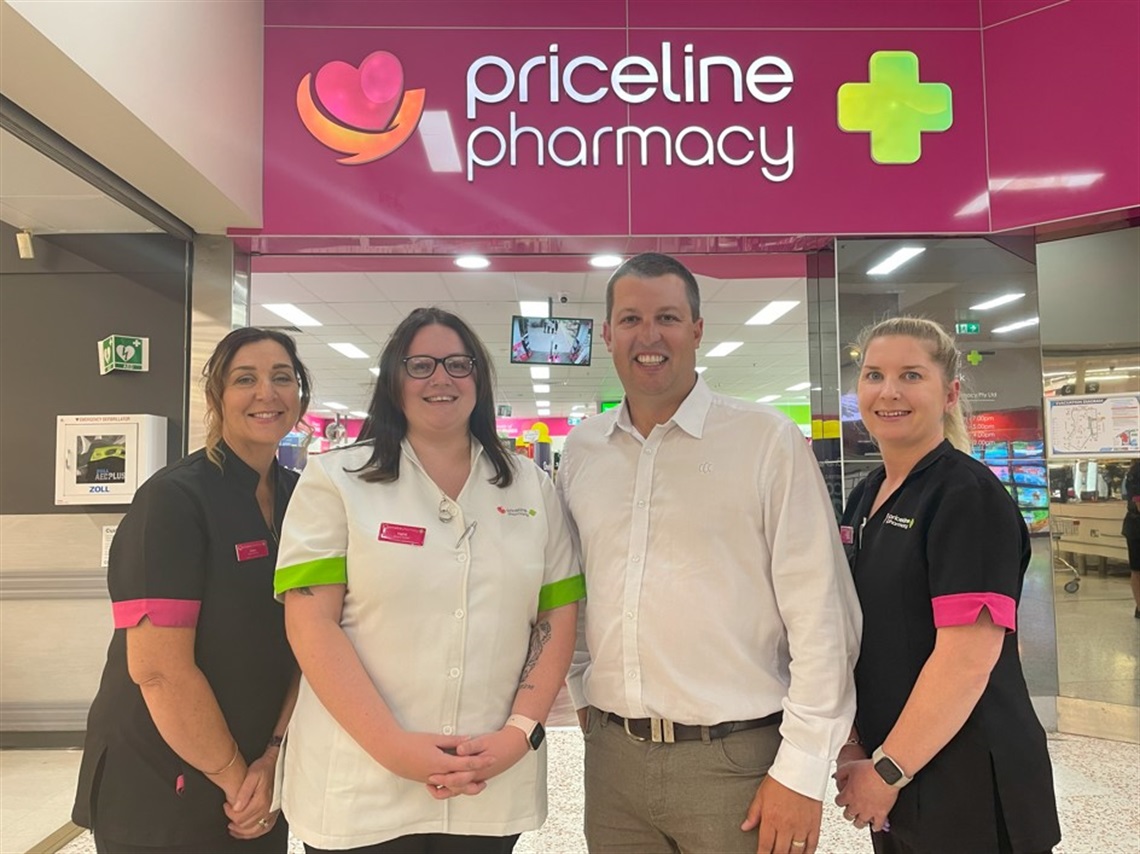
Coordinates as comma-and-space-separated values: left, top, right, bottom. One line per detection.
1, 730, 1134, 854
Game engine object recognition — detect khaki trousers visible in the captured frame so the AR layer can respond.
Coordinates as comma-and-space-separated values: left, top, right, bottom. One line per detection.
582, 707, 782, 854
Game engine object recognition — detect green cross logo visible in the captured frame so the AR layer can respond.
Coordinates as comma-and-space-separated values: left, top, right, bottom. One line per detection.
838, 51, 953, 164
966, 350, 984, 366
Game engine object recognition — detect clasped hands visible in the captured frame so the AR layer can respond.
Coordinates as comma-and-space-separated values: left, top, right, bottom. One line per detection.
381, 728, 530, 800
223, 753, 279, 839
832, 745, 896, 834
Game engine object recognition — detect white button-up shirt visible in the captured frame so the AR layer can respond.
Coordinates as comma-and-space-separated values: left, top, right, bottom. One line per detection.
275, 441, 582, 848
559, 378, 861, 799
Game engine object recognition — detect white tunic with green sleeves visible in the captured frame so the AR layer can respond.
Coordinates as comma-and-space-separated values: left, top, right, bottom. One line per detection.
273, 440, 584, 850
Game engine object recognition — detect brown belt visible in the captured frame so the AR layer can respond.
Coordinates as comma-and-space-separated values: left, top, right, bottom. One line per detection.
603, 710, 782, 743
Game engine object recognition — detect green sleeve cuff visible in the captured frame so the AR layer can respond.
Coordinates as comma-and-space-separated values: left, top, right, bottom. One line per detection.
538, 573, 586, 611
275, 556, 347, 595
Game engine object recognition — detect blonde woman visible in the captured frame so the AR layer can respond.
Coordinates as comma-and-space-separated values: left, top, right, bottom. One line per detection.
834, 317, 1060, 854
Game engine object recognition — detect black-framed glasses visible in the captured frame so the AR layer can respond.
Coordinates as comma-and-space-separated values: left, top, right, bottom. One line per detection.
402, 354, 476, 379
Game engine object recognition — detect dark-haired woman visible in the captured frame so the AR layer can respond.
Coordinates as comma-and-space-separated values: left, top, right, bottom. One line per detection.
276, 307, 583, 854
73, 328, 313, 853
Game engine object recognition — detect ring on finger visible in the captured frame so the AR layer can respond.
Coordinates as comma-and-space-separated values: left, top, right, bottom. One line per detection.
791, 842, 807, 849
257, 817, 269, 828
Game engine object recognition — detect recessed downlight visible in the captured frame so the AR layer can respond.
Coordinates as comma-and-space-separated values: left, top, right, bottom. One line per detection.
455, 255, 490, 269
590, 254, 624, 268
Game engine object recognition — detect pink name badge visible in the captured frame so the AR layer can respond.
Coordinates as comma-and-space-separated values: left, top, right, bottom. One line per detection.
235, 540, 270, 562
379, 523, 426, 547
839, 526, 855, 545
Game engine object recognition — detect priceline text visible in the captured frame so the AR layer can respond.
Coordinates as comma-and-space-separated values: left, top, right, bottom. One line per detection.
463, 43, 795, 183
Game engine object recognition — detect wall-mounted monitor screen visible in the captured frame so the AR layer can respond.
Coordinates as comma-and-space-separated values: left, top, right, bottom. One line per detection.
1017, 486, 1050, 508
987, 464, 1011, 482
982, 441, 1011, 461
1011, 439, 1045, 459
510, 316, 593, 366
1021, 509, 1050, 534
1012, 464, 1048, 487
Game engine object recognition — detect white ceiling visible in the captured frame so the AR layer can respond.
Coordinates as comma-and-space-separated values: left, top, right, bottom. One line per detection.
0, 129, 158, 234
249, 270, 811, 419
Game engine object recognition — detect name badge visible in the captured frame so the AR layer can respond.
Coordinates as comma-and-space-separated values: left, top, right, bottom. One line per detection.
379, 523, 426, 546
839, 526, 855, 545
235, 540, 270, 561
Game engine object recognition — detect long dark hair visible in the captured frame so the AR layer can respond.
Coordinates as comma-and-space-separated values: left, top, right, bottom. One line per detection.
202, 327, 312, 468
354, 307, 515, 487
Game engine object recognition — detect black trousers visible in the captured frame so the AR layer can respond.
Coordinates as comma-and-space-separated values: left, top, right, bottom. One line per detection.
94, 823, 288, 854
305, 834, 520, 854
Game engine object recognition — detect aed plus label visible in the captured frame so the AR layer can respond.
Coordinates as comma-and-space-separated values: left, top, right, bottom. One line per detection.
464, 43, 795, 183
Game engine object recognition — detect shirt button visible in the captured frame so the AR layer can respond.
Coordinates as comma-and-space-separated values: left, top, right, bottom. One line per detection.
449, 667, 460, 678
457, 554, 467, 562
442, 725, 454, 735
631, 555, 641, 563
628, 670, 637, 679
637, 500, 645, 507
626, 611, 634, 620
454, 609, 465, 619
644, 447, 653, 455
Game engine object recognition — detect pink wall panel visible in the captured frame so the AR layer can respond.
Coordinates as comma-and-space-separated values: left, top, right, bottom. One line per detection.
627, 0, 980, 30
265, 0, 626, 28
623, 29, 988, 235
257, 1, 1139, 242
981, 0, 1066, 28
983, 0, 1140, 230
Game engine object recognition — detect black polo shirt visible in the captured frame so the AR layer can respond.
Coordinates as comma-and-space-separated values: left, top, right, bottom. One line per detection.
840, 440, 1059, 854
73, 444, 297, 848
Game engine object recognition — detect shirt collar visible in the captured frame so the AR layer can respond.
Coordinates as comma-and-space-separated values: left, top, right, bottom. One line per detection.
215, 440, 279, 490
865, 438, 954, 491
607, 375, 712, 439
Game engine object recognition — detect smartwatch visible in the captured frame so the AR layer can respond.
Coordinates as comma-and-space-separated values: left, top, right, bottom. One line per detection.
871, 746, 912, 788
505, 714, 546, 750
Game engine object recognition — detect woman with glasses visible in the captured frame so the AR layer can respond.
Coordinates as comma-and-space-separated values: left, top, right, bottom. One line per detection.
274, 307, 584, 854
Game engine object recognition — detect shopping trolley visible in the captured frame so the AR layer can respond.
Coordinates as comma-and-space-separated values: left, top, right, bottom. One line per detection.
1050, 516, 1080, 593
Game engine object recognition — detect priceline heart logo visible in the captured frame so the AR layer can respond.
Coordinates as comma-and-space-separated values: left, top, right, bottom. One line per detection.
296, 51, 425, 165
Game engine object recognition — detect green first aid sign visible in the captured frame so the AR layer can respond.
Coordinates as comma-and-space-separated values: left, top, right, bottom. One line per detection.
99, 335, 149, 375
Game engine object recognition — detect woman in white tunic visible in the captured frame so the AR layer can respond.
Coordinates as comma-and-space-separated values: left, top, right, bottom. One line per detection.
275, 307, 583, 854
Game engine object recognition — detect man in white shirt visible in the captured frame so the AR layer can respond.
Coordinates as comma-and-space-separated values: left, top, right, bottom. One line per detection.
558, 253, 861, 854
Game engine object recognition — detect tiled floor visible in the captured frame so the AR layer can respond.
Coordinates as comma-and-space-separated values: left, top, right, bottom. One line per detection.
1055, 569, 1140, 707
4, 729, 1137, 854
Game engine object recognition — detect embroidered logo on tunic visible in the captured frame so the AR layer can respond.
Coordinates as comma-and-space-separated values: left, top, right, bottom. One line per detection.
497, 506, 538, 517
884, 513, 916, 530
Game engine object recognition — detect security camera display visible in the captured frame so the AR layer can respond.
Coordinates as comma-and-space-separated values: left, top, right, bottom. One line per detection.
76, 434, 127, 484
510, 316, 593, 366
1011, 464, 1048, 487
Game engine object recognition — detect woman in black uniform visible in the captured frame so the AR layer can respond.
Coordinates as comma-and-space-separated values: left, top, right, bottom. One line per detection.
834, 317, 1060, 854
72, 328, 312, 853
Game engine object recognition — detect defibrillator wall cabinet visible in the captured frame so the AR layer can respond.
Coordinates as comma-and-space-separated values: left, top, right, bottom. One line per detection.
55, 415, 167, 505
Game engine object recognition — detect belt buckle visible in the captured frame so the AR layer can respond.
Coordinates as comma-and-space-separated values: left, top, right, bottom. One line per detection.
649, 718, 675, 744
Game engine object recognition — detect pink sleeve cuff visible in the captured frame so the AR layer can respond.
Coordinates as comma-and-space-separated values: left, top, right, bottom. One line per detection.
931, 592, 1016, 632
112, 598, 201, 629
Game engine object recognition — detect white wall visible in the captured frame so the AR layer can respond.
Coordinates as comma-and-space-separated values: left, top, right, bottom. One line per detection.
1, 0, 263, 232
1038, 227, 1140, 350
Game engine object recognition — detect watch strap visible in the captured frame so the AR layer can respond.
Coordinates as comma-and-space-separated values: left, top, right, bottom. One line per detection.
505, 714, 543, 750
871, 746, 912, 788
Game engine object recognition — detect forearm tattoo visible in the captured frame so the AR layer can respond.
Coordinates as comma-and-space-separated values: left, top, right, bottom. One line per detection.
518, 619, 552, 689
292, 586, 314, 596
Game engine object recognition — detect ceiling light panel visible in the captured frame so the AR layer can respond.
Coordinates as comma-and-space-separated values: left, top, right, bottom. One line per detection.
867, 246, 925, 275
328, 342, 371, 359
705, 341, 744, 358
262, 303, 322, 326
991, 317, 1039, 334
746, 301, 799, 325
786, 381, 812, 391
970, 293, 1025, 311
530, 367, 550, 380
519, 300, 549, 317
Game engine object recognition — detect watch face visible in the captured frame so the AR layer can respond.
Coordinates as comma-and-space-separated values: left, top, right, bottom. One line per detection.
529, 721, 546, 750
874, 756, 903, 785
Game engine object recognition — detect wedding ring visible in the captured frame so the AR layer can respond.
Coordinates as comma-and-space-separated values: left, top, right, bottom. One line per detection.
257, 818, 269, 828
791, 842, 806, 849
